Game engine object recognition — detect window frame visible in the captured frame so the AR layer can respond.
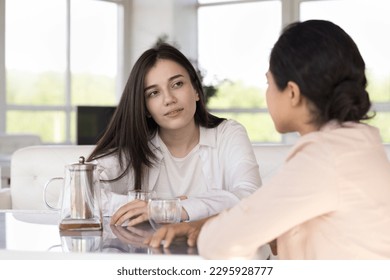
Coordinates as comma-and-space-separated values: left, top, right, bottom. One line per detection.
197, 0, 302, 144
0, 0, 129, 144
1, 0, 389, 144
197, 0, 390, 143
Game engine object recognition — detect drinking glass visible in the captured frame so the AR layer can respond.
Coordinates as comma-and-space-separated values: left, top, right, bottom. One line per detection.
148, 198, 182, 231
128, 190, 155, 202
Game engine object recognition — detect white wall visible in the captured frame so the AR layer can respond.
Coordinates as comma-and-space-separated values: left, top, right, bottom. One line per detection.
131, 0, 197, 60
119, 0, 198, 92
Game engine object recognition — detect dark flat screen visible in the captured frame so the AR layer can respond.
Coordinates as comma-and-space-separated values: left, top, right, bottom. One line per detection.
76, 106, 116, 145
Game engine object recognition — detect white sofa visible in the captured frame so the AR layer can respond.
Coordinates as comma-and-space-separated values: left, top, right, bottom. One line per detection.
2, 143, 390, 210
0, 133, 42, 188
0, 144, 293, 210
5, 145, 95, 210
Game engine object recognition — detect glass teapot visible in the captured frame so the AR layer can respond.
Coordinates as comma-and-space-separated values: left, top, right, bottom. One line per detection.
44, 156, 102, 231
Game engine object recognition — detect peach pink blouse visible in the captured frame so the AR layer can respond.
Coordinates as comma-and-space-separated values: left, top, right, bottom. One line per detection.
197, 121, 390, 259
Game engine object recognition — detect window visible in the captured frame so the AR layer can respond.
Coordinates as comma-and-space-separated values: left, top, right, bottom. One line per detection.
198, 0, 282, 143
4, 0, 119, 143
198, 0, 390, 143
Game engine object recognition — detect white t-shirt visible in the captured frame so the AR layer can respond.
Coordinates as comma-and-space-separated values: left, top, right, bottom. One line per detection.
156, 141, 207, 198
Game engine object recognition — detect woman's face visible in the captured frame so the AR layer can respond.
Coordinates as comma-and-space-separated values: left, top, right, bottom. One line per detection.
265, 71, 294, 134
144, 59, 199, 134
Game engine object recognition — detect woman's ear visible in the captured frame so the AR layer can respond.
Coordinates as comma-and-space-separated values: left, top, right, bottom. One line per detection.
287, 81, 302, 107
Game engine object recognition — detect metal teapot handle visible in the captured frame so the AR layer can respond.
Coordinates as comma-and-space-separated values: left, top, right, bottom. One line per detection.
43, 177, 63, 210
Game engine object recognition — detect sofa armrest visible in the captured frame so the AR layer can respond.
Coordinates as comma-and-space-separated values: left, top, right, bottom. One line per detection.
0, 188, 12, 209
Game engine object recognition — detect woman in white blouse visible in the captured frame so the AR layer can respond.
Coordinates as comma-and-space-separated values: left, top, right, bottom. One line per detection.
87, 44, 261, 229
145, 20, 390, 259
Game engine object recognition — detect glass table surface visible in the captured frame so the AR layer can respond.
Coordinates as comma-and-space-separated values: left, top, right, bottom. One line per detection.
0, 210, 198, 258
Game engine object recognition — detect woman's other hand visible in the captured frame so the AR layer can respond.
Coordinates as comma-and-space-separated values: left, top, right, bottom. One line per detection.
110, 199, 148, 226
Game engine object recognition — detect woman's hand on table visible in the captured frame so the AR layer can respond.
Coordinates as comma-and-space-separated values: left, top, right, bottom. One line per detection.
144, 217, 212, 248
110, 200, 148, 226
111, 194, 190, 226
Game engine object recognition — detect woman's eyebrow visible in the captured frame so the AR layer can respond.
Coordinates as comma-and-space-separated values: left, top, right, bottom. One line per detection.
168, 74, 184, 81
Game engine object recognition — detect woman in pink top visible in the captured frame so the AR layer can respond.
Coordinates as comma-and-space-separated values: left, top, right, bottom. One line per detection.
145, 20, 390, 259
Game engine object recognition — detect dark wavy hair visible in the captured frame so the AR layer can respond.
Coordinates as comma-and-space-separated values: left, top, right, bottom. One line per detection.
269, 20, 373, 126
88, 43, 225, 190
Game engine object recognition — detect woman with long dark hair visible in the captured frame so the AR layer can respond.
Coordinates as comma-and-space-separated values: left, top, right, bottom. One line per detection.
88, 43, 261, 231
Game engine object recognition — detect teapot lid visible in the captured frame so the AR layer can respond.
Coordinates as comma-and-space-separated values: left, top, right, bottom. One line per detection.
68, 156, 96, 171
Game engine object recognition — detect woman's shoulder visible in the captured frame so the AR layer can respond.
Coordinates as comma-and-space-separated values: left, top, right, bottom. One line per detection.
199, 119, 250, 144
214, 119, 248, 135
316, 121, 381, 147
199, 119, 252, 151
289, 121, 383, 160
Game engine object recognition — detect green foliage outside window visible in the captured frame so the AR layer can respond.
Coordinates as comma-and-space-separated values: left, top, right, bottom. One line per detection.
6, 69, 116, 143
5, 66, 390, 144
207, 80, 280, 142
209, 75, 390, 143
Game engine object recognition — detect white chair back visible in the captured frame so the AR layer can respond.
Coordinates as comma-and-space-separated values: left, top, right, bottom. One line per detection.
0, 134, 42, 189
10, 145, 95, 210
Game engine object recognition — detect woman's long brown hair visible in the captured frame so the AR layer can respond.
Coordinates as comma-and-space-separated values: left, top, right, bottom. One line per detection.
87, 43, 225, 190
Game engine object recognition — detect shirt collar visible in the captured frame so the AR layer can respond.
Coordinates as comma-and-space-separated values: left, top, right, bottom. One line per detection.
149, 125, 217, 152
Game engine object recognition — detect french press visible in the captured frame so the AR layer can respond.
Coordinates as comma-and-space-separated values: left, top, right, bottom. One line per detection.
44, 156, 102, 231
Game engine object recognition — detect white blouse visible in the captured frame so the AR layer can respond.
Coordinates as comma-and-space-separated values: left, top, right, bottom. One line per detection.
97, 119, 261, 221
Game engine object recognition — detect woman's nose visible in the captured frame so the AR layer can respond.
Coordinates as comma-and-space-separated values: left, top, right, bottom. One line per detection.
163, 90, 176, 106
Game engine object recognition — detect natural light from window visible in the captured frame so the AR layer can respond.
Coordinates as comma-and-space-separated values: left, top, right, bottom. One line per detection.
198, 1, 282, 142
5, 0, 118, 143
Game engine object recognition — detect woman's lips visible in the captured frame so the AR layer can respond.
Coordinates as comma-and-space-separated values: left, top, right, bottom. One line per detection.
164, 108, 184, 116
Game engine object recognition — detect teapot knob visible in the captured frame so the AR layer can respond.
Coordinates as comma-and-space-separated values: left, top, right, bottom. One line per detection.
79, 156, 85, 164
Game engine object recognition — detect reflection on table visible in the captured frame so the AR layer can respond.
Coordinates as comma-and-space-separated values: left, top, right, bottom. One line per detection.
0, 210, 198, 257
